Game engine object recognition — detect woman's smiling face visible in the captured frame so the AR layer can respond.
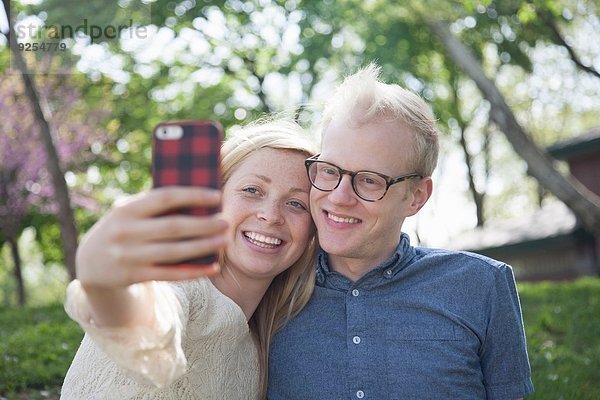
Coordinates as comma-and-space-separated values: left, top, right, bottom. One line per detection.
221, 147, 314, 282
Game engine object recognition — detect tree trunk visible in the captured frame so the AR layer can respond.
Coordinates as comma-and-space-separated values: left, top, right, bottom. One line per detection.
457, 125, 485, 226
0, 170, 26, 305
7, 236, 26, 306
427, 20, 600, 236
448, 76, 486, 227
5, 0, 78, 280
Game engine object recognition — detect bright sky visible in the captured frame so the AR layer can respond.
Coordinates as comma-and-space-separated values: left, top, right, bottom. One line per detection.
0, 4, 8, 34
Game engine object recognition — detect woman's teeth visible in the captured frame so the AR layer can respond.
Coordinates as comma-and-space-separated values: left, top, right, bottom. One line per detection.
244, 232, 282, 248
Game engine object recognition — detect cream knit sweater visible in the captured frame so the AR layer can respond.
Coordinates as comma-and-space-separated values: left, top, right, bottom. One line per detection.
60, 278, 259, 399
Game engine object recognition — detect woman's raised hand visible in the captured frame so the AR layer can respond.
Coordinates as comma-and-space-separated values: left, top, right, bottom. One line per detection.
76, 186, 228, 289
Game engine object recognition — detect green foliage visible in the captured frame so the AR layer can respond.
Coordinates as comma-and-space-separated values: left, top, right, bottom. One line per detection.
0, 304, 83, 395
519, 277, 600, 399
0, 226, 70, 307
22, 213, 63, 265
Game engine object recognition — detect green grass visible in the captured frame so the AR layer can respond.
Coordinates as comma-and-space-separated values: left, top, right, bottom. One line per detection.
519, 277, 600, 399
0, 278, 599, 398
0, 303, 83, 397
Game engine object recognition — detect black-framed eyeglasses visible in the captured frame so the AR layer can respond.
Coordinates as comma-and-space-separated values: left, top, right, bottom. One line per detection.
305, 154, 423, 202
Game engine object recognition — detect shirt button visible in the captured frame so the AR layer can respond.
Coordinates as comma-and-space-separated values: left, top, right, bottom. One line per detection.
385, 269, 393, 276
356, 390, 365, 398
352, 336, 361, 344
352, 289, 360, 297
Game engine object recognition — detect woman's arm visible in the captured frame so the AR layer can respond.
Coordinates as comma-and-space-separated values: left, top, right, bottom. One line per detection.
74, 186, 227, 328
63, 187, 229, 388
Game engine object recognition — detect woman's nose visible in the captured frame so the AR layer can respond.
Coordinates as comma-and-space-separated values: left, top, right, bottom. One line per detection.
257, 202, 284, 225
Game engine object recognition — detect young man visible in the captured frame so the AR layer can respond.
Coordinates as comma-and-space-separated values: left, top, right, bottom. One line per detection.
268, 64, 534, 399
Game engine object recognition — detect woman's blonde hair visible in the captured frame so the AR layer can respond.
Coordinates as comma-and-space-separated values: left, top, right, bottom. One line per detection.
220, 117, 319, 399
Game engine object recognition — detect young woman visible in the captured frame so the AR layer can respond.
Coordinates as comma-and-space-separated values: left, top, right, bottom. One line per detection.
60, 119, 318, 399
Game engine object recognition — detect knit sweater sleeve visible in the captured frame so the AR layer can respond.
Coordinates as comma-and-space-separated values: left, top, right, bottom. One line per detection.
63, 279, 189, 389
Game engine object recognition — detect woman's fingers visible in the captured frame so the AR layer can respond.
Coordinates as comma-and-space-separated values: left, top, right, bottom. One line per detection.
114, 186, 221, 219
108, 237, 226, 286
75, 187, 228, 288
111, 213, 228, 243
116, 235, 227, 266
80, 235, 226, 287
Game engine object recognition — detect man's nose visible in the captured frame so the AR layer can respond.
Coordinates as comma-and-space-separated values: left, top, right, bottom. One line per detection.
327, 174, 357, 205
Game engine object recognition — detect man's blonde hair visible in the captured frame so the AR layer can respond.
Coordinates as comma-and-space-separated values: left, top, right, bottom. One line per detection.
321, 63, 439, 176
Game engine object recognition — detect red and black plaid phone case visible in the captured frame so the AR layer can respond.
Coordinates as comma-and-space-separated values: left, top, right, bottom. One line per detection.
152, 120, 223, 265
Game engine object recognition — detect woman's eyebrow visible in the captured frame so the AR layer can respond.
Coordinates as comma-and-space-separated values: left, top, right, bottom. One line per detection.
252, 174, 271, 183
289, 187, 309, 195
251, 174, 308, 195
252, 174, 310, 193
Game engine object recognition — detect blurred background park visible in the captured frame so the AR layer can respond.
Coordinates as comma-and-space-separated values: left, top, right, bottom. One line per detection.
1, 0, 599, 398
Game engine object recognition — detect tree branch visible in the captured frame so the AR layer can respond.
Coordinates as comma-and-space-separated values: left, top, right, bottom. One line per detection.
537, 10, 600, 79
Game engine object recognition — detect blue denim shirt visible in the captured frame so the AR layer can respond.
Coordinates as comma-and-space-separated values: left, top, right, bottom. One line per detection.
268, 234, 534, 399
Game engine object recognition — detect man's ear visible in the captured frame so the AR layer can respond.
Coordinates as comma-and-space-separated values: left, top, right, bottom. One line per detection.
408, 176, 433, 215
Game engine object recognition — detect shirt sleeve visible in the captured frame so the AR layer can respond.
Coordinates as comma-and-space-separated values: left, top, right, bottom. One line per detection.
481, 264, 534, 399
64, 279, 188, 388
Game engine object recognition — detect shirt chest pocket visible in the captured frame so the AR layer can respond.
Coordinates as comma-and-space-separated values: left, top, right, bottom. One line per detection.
383, 320, 473, 396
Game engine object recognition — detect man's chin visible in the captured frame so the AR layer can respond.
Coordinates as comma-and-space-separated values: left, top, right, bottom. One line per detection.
318, 240, 354, 258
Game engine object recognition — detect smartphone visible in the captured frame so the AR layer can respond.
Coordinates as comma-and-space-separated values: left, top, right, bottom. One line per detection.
152, 120, 223, 266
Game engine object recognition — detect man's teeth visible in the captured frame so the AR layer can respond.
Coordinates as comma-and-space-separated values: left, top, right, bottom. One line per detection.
327, 212, 360, 224
244, 232, 282, 248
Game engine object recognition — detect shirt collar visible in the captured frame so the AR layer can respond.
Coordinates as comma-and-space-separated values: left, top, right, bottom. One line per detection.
316, 233, 416, 287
